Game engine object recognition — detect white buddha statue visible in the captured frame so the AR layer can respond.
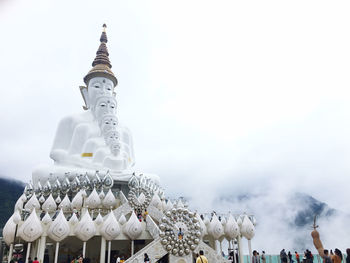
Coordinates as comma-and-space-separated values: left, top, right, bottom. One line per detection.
32, 25, 135, 184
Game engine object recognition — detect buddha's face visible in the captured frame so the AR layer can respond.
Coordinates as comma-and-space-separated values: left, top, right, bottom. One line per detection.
105, 131, 120, 144
110, 142, 121, 156
88, 77, 114, 105
100, 115, 118, 133
93, 96, 117, 119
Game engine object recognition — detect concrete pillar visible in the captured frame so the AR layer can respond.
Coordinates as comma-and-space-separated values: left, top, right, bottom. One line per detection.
237, 235, 243, 263
25, 243, 31, 263
7, 244, 13, 263
54, 243, 59, 263
248, 239, 252, 263
82, 242, 86, 258
99, 237, 106, 263
38, 236, 46, 263
131, 240, 134, 256
107, 241, 111, 263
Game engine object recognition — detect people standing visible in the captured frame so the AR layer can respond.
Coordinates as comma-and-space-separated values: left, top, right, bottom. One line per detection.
261, 251, 266, 263
288, 251, 293, 263
346, 249, 350, 263
144, 253, 150, 263
252, 251, 260, 263
196, 250, 208, 263
295, 252, 300, 263
280, 249, 288, 263
32, 258, 39, 263
332, 249, 342, 263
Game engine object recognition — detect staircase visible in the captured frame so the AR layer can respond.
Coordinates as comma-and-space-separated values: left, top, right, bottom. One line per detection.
195, 241, 231, 263
145, 215, 160, 239
124, 238, 167, 263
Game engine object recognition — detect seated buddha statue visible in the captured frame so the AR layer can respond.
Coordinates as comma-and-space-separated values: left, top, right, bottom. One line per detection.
32, 25, 135, 184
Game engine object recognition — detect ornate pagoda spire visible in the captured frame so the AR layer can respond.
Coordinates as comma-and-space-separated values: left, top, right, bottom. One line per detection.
84, 24, 118, 87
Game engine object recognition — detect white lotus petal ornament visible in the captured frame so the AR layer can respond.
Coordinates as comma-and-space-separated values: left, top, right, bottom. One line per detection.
39, 195, 46, 204
240, 215, 255, 240
103, 171, 114, 189
42, 194, 57, 212
24, 194, 40, 211
3, 215, 16, 245
55, 195, 62, 204
118, 214, 127, 225
71, 191, 83, 209
18, 209, 43, 242
75, 211, 96, 241
48, 210, 70, 242
177, 199, 184, 208
161, 200, 167, 211
13, 210, 21, 224
42, 212, 52, 225
236, 216, 243, 226
224, 214, 240, 240
21, 193, 27, 202
81, 189, 87, 198
95, 213, 104, 225
221, 217, 227, 225
69, 213, 79, 225
58, 195, 71, 212
165, 200, 173, 211
196, 214, 207, 237
208, 214, 224, 240
100, 212, 120, 240
86, 188, 101, 209
99, 190, 105, 200
123, 212, 142, 240
150, 194, 161, 208
102, 189, 117, 208
14, 195, 25, 211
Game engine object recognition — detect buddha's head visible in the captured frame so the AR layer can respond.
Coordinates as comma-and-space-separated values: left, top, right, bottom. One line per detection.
105, 130, 120, 144
110, 141, 121, 156
87, 77, 114, 105
92, 95, 117, 120
100, 115, 118, 133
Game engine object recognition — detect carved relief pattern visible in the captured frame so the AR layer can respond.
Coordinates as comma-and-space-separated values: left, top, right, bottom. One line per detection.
74, 211, 96, 241
145, 215, 160, 239
48, 210, 70, 242
113, 203, 132, 221
124, 238, 167, 263
18, 210, 43, 242
3, 215, 16, 245
159, 208, 202, 257
100, 212, 120, 240
123, 212, 143, 240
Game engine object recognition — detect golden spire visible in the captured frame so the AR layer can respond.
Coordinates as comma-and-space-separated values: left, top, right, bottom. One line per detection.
84, 24, 118, 87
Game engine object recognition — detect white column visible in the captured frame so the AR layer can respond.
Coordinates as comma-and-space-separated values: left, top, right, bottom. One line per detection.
131, 240, 134, 256
25, 243, 32, 263
248, 239, 252, 263
54, 243, 59, 263
99, 237, 106, 263
82, 242, 86, 258
38, 236, 46, 263
237, 235, 243, 263
107, 241, 111, 263
36, 238, 41, 258
7, 244, 13, 263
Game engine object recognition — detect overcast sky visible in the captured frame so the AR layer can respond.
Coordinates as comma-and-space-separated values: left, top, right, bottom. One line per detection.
1, 0, 350, 251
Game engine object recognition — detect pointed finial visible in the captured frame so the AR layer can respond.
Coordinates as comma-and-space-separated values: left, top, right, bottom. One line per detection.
83, 24, 118, 87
